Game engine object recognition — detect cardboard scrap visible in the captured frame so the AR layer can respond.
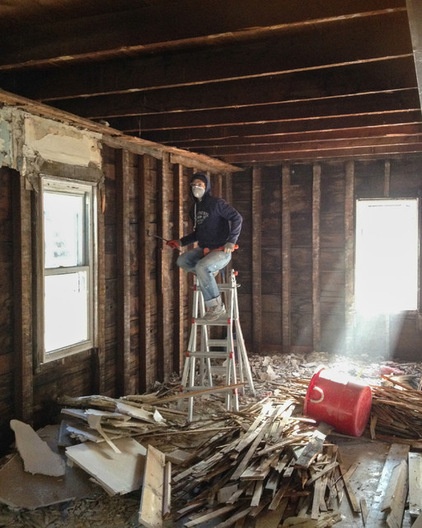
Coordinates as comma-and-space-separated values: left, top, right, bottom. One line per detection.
10, 419, 66, 477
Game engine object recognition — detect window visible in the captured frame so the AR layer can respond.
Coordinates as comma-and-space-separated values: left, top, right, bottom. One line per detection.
38, 176, 97, 362
355, 198, 419, 314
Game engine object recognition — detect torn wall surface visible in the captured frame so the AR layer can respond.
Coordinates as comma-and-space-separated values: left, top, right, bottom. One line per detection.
0, 105, 102, 178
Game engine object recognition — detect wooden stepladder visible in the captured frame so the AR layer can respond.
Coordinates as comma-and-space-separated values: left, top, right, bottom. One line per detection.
181, 269, 255, 421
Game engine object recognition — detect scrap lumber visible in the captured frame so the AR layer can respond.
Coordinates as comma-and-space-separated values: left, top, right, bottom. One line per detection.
365, 443, 410, 527
184, 505, 238, 527
254, 498, 288, 528
139, 445, 166, 528
370, 384, 422, 439
383, 459, 408, 528
413, 513, 422, 528
295, 423, 332, 469
87, 414, 122, 454
337, 462, 361, 514
408, 452, 422, 518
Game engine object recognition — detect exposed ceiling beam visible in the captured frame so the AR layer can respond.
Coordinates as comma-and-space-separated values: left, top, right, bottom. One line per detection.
52, 57, 417, 119
407, 0, 422, 111
0, 1, 405, 69
0, 11, 411, 102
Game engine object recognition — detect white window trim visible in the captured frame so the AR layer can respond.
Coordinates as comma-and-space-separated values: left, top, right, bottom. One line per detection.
37, 175, 98, 364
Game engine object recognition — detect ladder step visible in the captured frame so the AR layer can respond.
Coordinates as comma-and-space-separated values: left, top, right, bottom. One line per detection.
217, 284, 238, 290
195, 317, 231, 325
186, 351, 229, 359
207, 339, 230, 347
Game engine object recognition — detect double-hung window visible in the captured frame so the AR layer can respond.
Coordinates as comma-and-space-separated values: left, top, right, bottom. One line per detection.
38, 176, 97, 363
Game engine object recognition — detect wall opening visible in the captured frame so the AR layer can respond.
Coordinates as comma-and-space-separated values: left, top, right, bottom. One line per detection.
355, 198, 419, 315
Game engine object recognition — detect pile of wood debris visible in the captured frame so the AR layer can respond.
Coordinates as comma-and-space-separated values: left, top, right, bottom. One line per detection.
0, 351, 422, 527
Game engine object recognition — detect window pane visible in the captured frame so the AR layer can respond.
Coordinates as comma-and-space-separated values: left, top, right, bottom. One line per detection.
44, 192, 85, 268
44, 271, 89, 352
355, 199, 419, 313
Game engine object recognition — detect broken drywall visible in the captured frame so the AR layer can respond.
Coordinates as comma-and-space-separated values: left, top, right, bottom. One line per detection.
10, 419, 66, 477
0, 105, 102, 177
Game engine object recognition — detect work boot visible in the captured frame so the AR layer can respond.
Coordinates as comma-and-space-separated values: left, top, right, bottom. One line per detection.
204, 296, 226, 321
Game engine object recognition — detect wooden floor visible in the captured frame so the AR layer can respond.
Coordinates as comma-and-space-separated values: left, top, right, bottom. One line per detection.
332, 436, 412, 527
171, 435, 413, 528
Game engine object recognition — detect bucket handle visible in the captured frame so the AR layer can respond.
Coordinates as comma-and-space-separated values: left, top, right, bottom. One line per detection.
310, 386, 324, 404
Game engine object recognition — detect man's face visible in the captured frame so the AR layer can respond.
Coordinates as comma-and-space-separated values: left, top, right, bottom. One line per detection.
191, 178, 206, 199
191, 179, 206, 189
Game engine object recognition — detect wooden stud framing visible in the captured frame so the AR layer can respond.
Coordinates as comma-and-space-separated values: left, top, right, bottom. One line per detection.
138, 155, 154, 393
115, 149, 131, 396
281, 165, 291, 351
344, 161, 355, 354
312, 163, 321, 351
159, 154, 173, 381
252, 167, 262, 353
96, 170, 106, 394
12, 172, 33, 422
173, 164, 186, 373
384, 160, 391, 197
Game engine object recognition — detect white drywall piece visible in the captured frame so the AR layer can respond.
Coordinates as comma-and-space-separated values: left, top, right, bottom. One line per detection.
10, 419, 66, 477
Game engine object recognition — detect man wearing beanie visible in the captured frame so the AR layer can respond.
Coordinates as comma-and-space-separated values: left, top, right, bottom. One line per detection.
167, 172, 242, 321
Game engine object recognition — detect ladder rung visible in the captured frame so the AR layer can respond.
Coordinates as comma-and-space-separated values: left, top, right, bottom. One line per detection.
186, 351, 230, 359
207, 339, 229, 347
195, 318, 231, 326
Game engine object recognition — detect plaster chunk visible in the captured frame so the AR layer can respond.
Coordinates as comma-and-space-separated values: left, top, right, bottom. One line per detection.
10, 419, 66, 477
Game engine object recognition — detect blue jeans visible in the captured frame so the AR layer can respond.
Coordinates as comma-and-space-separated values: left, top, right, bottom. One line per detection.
177, 247, 232, 303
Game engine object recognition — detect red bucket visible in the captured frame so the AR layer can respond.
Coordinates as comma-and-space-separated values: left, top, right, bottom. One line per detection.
304, 368, 372, 437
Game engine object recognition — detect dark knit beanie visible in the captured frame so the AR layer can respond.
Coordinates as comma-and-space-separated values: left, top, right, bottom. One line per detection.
191, 173, 208, 186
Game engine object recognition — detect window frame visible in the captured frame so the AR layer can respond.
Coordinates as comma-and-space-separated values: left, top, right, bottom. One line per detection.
36, 175, 98, 364
354, 196, 420, 315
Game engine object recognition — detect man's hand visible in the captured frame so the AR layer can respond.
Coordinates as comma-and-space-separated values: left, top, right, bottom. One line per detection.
166, 239, 181, 250
224, 242, 235, 253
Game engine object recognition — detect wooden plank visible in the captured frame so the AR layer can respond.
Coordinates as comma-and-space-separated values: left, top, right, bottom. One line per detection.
412, 513, 422, 528
365, 443, 410, 526
408, 452, 422, 518
184, 505, 238, 527
138, 155, 153, 392
115, 149, 131, 395
255, 498, 288, 528
162, 461, 172, 517
312, 163, 321, 350
156, 157, 165, 381
338, 462, 361, 514
295, 425, 328, 469
344, 160, 355, 354
281, 165, 291, 350
174, 164, 185, 374
139, 444, 166, 528
12, 172, 33, 421
407, 0, 422, 110
252, 166, 262, 354
385, 460, 408, 528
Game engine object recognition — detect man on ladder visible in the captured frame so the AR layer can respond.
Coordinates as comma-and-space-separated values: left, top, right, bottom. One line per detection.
167, 172, 243, 321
